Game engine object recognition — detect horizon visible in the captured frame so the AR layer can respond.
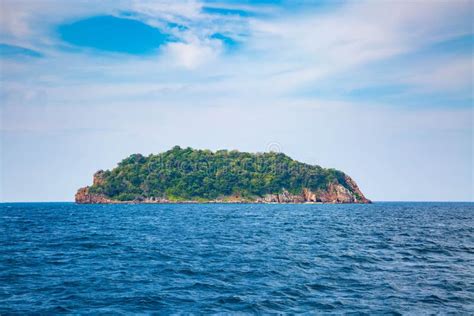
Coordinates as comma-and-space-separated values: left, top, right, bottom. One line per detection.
1, 0, 473, 202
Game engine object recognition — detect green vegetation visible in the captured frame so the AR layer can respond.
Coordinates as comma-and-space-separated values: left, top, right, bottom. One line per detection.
89, 146, 350, 201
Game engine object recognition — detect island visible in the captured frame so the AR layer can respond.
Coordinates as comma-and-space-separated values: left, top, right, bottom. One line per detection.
76, 146, 371, 204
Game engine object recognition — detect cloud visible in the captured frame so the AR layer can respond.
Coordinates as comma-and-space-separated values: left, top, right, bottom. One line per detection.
245, 0, 473, 92
202, 6, 253, 17
163, 40, 221, 68
0, 0, 117, 47
130, 0, 202, 21
404, 56, 473, 93
0, 43, 42, 58
0, 0, 249, 65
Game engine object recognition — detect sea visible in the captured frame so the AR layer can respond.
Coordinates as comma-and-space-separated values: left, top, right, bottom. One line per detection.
1, 202, 473, 314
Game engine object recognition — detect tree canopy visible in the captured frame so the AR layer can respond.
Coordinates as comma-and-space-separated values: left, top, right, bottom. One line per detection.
89, 146, 350, 201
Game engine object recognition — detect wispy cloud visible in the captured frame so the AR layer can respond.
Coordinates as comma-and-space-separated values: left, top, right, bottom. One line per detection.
246, 0, 473, 91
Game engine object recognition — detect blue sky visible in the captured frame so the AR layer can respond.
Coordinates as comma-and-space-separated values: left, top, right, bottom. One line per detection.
0, 0, 472, 202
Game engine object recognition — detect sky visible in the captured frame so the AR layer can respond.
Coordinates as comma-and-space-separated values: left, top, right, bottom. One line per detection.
0, 0, 472, 202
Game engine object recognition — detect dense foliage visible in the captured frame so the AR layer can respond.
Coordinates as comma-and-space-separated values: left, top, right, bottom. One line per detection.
89, 146, 350, 201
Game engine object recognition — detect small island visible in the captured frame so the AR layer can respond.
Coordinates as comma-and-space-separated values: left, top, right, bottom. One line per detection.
76, 146, 370, 204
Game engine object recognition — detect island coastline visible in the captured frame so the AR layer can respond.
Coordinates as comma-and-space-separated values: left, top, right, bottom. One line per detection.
75, 147, 371, 204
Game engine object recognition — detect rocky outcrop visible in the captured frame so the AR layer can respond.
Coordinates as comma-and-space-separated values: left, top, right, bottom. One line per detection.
258, 190, 305, 203
75, 179, 371, 204
256, 176, 371, 204
343, 175, 370, 203
75, 187, 117, 204
304, 176, 370, 203
75, 171, 115, 204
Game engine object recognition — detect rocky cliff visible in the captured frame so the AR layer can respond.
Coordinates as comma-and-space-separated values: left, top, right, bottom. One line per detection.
75, 186, 117, 204
257, 175, 370, 204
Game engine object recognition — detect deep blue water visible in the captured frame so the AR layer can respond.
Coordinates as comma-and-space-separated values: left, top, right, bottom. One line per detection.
1, 202, 473, 314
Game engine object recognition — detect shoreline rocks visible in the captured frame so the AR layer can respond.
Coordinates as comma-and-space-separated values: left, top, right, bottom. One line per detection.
75, 175, 371, 204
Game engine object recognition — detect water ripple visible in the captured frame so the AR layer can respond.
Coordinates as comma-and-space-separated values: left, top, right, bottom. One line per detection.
1, 202, 473, 313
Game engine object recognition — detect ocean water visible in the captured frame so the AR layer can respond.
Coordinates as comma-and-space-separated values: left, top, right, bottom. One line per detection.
1, 202, 473, 314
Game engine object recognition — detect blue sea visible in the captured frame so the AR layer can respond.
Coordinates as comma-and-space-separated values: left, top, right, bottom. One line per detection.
1, 202, 473, 314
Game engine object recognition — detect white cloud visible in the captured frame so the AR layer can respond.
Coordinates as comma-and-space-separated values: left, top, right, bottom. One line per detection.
404, 56, 473, 92
0, 0, 118, 47
160, 35, 223, 68
246, 0, 473, 91
131, 0, 202, 21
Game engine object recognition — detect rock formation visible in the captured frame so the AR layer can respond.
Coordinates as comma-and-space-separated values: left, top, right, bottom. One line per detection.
256, 175, 370, 204
75, 187, 117, 204
76, 174, 370, 204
